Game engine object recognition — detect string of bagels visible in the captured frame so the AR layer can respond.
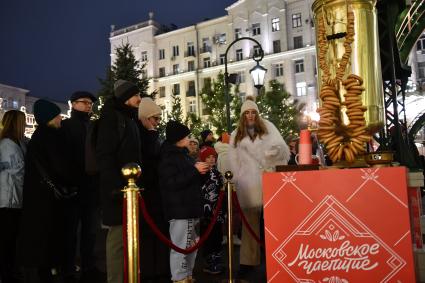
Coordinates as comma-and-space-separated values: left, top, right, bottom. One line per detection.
316, 9, 371, 163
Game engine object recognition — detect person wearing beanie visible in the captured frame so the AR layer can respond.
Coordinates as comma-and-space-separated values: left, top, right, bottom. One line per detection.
137, 97, 170, 281
61, 91, 105, 282
200, 129, 215, 148
138, 97, 162, 131
158, 120, 209, 283
18, 99, 77, 282
228, 96, 290, 274
188, 136, 200, 161
199, 146, 217, 162
96, 79, 142, 283
114, 79, 140, 104
33, 99, 62, 127
198, 146, 225, 275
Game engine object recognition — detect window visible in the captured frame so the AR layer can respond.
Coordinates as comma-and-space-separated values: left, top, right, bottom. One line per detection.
417, 34, 425, 51
188, 60, 195, 71
159, 67, 166, 77
141, 51, 148, 62
272, 17, 280, 32
173, 64, 179, 75
295, 59, 304, 73
217, 33, 226, 44
201, 38, 210, 53
296, 82, 307, 96
294, 36, 303, 49
204, 77, 211, 86
189, 100, 196, 113
172, 45, 179, 57
273, 40, 281, 53
203, 57, 211, 68
160, 105, 167, 119
2, 98, 8, 108
186, 42, 195, 57
219, 54, 226, 65
274, 63, 284, 77
236, 71, 245, 83
418, 62, 425, 78
252, 23, 261, 36
236, 49, 243, 61
159, 49, 165, 60
187, 81, 196, 97
173, 83, 180, 95
159, 86, 166, 98
292, 13, 302, 28
253, 45, 261, 57
235, 28, 242, 39
239, 92, 246, 102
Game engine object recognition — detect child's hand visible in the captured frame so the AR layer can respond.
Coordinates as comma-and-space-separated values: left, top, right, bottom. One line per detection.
195, 162, 209, 174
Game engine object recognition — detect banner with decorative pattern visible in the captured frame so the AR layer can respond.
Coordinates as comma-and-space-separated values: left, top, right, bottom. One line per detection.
263, 167, 416, 282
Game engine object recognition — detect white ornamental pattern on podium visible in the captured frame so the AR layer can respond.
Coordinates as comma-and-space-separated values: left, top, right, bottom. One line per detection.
263, 167, 416, 283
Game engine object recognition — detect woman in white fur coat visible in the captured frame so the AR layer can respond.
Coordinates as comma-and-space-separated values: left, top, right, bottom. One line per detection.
228, 97, 289, 272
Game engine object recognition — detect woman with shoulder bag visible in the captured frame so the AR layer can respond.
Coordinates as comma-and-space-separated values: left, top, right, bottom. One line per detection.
228, 96, 290, 275
0, 110, 27, 283
18, 99, 77, 283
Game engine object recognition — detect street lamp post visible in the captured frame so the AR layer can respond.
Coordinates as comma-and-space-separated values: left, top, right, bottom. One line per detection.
224, 37, 267, 133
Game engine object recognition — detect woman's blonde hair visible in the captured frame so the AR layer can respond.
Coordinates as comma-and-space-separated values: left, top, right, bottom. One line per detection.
233, 109, 268, 146
0, 110, 26, 143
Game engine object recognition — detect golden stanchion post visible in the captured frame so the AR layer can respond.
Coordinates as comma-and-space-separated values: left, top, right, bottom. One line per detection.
222, 171, 248, 283
121, 163, 142, 283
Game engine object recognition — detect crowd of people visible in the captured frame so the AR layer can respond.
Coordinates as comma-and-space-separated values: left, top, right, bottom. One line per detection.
0, 79, 291, 283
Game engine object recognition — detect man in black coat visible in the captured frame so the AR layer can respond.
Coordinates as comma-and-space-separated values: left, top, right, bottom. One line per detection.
96, 80, 142, 283
61, 91, 104, 282
137, 97, 170, 282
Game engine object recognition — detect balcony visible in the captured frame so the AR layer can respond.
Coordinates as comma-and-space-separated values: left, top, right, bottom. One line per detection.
185, 50, 196, 57
200, 46, 212, 54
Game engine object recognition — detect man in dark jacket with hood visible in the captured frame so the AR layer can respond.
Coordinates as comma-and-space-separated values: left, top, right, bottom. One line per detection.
96, 80, 142, 283
61, 91, 105, 282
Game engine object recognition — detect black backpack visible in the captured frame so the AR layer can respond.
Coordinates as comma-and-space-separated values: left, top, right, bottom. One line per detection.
85, 112, 126, 175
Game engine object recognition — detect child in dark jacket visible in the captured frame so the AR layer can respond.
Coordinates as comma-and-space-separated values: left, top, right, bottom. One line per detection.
199, 146, 225, 275
158, 121, 209, 283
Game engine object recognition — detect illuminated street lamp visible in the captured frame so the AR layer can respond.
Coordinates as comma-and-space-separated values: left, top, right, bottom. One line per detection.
224, 37, 267, 133
250, 62, 267, 92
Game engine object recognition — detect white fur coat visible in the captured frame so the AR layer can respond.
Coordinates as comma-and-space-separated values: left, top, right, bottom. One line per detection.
228, 119, 290, 208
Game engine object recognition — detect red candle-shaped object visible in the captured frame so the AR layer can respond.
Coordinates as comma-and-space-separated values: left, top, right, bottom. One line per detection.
298, 130, 312, 165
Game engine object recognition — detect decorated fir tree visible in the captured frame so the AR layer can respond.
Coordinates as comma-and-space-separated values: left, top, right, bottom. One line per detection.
96, 43, 150, 114
200, 72, 242, 135
256, 80, 304, 139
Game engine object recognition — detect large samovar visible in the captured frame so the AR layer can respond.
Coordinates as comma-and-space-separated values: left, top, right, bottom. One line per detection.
312, 0, 385, 163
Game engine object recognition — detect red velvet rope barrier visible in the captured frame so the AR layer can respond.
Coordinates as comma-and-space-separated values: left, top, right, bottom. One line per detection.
122, 197, 128, 283
139, 190, 225, 254
231, 191, 263, 246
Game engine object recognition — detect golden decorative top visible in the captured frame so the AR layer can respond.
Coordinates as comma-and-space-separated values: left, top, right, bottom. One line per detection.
121, 163, 142, 181
224, 171, 233, 181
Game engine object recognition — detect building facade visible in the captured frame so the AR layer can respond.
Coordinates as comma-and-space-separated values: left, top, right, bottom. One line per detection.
109, 0, 318, 120
0, 83, 70, 137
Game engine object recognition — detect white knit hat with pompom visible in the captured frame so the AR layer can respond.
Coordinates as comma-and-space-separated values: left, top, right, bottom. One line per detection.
240, 96, 259, 115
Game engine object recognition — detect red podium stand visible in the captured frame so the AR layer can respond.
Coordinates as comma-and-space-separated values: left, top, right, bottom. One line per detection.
263, 167, 416, 282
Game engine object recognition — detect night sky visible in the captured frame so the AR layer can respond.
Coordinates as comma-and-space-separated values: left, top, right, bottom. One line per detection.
0, 0, 235, 102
